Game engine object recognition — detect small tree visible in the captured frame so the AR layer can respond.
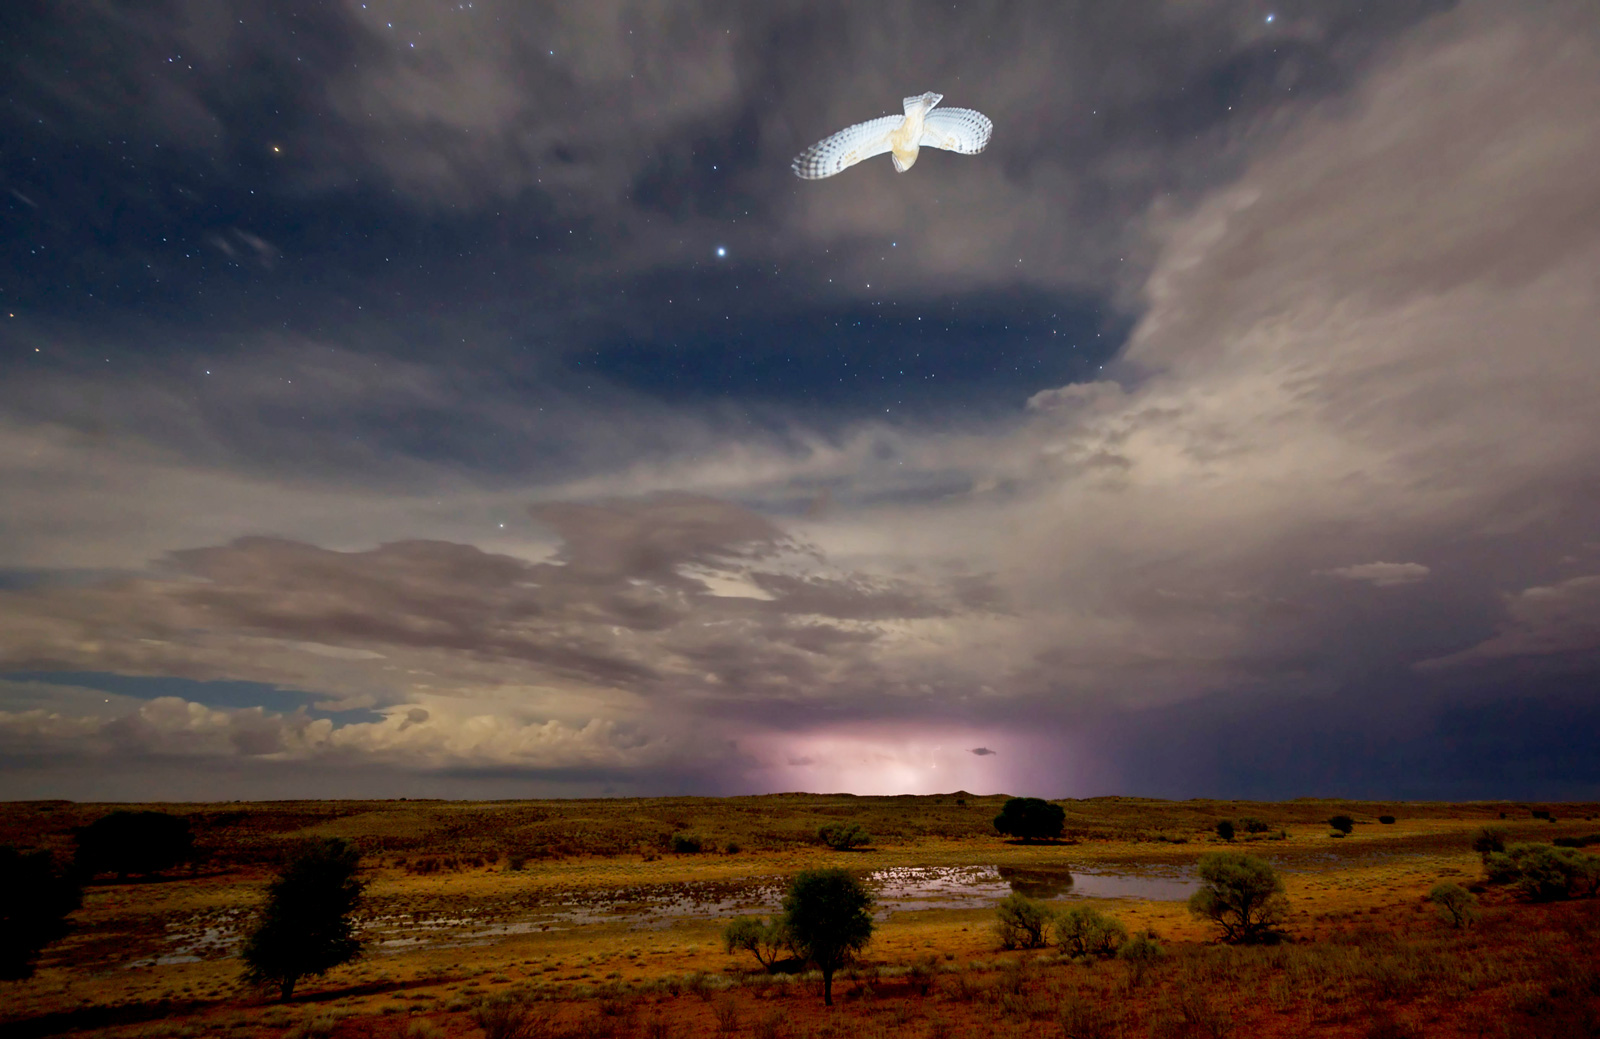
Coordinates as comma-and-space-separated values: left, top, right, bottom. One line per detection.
993, 797, 1065, 842
816, 824, 871, 851
241, 839, 366, 1001
1215, 819, 1235, 842
1238, 817, 1271, 834
74, 811, 194, 880
723, 916, 792, 972
1327, 815, 1355, 835
1055, 904, 1127, 957
1471, 826, 1507, 858
670, 833, 703, 854
993, 893, 1052, 950
781, 868, 874, 1006
1428, 883, 1479, 928
1378, 815, 1396, 825
1187, 852, 1288, 943
0, 846, 82, 981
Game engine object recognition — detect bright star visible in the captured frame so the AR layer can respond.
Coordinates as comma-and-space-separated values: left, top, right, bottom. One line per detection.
716, 246, 727, 258
1265, 13, 1275, 23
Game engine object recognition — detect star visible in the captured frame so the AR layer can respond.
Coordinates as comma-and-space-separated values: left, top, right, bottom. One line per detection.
1265, 13, 1275, 23
716, 246, 727, 258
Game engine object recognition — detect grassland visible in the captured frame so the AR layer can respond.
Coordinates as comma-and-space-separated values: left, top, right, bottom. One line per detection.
3, 794, 1598, 1038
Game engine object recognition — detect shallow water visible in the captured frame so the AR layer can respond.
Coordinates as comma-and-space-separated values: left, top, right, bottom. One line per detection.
131, 861, 1197, 963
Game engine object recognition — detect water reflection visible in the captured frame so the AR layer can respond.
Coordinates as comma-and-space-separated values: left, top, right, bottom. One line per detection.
998, 866, 1075, 899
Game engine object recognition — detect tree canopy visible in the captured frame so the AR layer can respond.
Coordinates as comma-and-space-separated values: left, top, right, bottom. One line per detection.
74, 811, 194, 880
1187, 851, 1288, 943
782, 867, 874, 1006
240, 839, 366, 1001
993, 797, 1066, 842
0, 846, 82, 981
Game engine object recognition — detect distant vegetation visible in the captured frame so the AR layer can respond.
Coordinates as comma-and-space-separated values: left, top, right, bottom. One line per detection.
74, 810, 194, 880
993, 797, 1066, 842
1483, 843, 1600, 901
1327, 815, 1355, 835
0, 846, 81, 981
816, 823, 871, 850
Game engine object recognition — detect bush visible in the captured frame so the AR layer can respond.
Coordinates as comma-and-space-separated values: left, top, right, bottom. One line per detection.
1215, 820, 1235, 842
471, 995, 553, 1039
722, 916, 791, 972
240, 839, 366, 1001
1117, 930, 1165, 987
0, 846, 82, 981
1378, 815, 1396, 825
1481, 843, 1600, 900
816, 824, 870, 851
1054, 904, 1126, 957
74, 811, 194, 880
1238, 817, 1271, 834
1428, 882, 1479, 927
1553, 834, 1600, 849
993, 893, 1052, 950
670, 834, 703, 854
993, 798, 1065, 842
1188, 852, 1288, 943
1328, 815, 1355, 835
782, 868, 874, 1006
1471, 826, 1507, 858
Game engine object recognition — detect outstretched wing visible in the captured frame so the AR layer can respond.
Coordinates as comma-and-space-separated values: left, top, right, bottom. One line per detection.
791, 115, 903, 179
920, 107, 993, 154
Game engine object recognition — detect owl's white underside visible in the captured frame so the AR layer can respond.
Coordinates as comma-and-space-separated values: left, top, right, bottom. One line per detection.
792, 92, 994, 180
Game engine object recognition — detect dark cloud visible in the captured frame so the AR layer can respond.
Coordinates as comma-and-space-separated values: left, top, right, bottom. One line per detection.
4, 1, 1599, 799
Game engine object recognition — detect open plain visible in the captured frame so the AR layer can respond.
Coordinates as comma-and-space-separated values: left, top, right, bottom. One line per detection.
4, 795, 1599, 1038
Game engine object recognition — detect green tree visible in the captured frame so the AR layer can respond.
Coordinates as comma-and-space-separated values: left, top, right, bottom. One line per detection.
1238, 817, 1271, 834
993, 797, 1065, 842
1327, 815, 1355, 835
1471, 826, 1507, 858
74, 811, 194, 880
781, 868, 874, 1006
816, 824, 871, 851
722, 916, 792, 972
240, 839, 366, 1001
1187, 852, 1288, 943
1215, 819, 1235, 842
993, 892, 1052, 950
1054, 904, 1127, 957
0, 846, 82, 981
1428, 882, 1479, 928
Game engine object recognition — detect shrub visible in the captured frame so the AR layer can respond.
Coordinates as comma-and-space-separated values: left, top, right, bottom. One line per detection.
1428, 882, 1479, 927
1328, 815, 1355, 835
1055, 904, 1126, 957
1238, 817, 1271, 834
994, 892, 1053, 949
1471, 826, 1508, 858
1117, 930, 1166, 987
471, 995, 553, 1039
816, 824, 871, 851
670, 834, 702, 854
722, 916, 791, 972
1188, 852, 1288, 943
993, 797, 1065, 842
240, 839, 366, 1001
0, 846, 82, 981
1215, 820, 1235, 842
782, 868, 874, 1006
74, 811, 194, 880
1553, 834, 1600, 849
723, 842, 741, 855
1378, 815, 1396, 825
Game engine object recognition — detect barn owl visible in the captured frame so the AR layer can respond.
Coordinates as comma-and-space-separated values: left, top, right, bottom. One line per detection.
791, 92, 993, 179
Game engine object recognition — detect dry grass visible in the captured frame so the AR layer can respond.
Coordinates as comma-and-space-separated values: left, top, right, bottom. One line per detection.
3, 795, 1598, 1037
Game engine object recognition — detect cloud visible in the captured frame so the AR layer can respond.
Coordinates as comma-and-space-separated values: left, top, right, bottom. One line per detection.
969, 747, 997, 756
1322, 562, 1431, 587
1421, 575, 1600, 669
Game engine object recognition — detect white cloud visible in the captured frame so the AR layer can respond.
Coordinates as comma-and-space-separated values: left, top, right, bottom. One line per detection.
1322, 562, 1431, 587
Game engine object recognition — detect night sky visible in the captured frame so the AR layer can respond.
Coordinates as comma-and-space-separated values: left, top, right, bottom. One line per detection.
4, 1, 1599, 802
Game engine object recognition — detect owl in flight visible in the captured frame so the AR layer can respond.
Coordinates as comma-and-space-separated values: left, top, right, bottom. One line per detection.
792, 91, 993, 179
